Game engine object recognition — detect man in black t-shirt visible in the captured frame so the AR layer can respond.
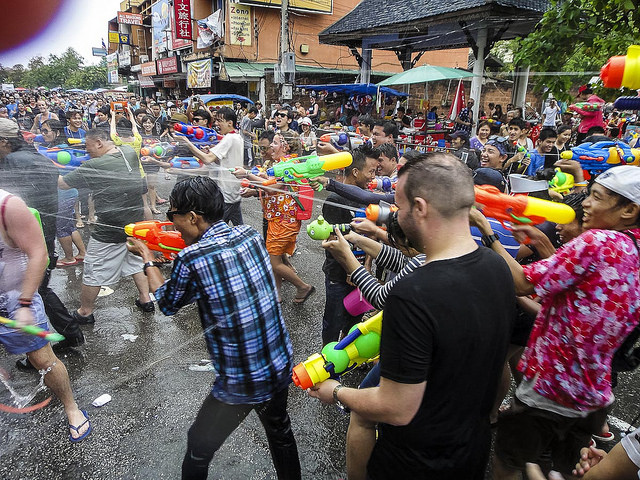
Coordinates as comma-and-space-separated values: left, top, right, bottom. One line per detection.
321, 145, 378, 345
312, 152, 515, 479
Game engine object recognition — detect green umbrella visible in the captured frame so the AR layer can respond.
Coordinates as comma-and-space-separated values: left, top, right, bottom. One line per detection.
377, 64, 474, 86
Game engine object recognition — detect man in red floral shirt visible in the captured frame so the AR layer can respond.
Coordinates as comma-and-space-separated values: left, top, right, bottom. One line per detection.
471, 165, 640, 478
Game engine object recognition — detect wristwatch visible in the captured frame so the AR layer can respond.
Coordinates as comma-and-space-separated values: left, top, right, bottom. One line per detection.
481, 233, 500, 248
142, 261, 157, 275
333, 384, 350, 413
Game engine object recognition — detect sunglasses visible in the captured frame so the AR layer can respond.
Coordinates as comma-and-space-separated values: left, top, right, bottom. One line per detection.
166, 209, 203, 221
488, 135, 509, 144
275, 112, 288, 118
192, 117, 203, 122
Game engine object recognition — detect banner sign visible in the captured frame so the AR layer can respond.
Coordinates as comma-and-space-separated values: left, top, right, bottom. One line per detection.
237, 0, 331, 14
171, 2, 192, 50
151, 0, 169, 58
187, 59, 211, 89
157, 56, 179, 75
141, 61, 158, 77
229, 4, 251, 46
117, 12, 143, 25
108, 31, 120, 44
174, 0, 192, 40
138, 74, 155, 88
118, 33, 130, 45
106, 53, 119, 84
92, 48, 107, 57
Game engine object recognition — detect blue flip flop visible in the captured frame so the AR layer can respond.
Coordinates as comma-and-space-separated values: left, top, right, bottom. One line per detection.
69, 409, 92, 443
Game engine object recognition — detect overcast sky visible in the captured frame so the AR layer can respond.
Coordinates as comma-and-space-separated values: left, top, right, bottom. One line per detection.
0, 0, 122, 67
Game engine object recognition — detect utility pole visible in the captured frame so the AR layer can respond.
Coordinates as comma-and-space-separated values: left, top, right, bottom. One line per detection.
280, 0, 293, 100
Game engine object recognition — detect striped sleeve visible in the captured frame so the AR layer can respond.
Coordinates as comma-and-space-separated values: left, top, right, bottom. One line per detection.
351, 254, 425, 310
375, 244, 410, 273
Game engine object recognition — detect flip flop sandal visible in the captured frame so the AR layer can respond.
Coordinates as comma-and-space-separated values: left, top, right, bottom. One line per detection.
69, 410, 92, 443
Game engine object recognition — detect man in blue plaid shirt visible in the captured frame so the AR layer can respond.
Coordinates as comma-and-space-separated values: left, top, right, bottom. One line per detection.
127, 176, 301, 480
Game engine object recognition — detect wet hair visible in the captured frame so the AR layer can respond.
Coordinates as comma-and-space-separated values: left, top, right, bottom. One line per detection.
278, 130, 302, 156
538, 127, 558, 142
360, 143, 380, 161
398, 152, 475, 218
85, 127, 112, 143
345, 146, 368, 176
116, 118, 133, 137
217, 107, 237, 125
42, 119, 65, 143
562, 190, 587, 226
376, 142, 398, 162
170, 176, 224, 224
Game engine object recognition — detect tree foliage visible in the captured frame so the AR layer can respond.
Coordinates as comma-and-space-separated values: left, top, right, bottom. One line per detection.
513, 0, 640, 102
0, 48, 107, 90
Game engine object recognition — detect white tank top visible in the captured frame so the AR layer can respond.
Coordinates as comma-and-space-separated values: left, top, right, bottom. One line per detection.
0, 190, 27, 292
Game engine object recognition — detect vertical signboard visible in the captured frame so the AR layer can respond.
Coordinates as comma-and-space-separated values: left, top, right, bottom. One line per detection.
229, 4, 251, 46
151, 0, 170, 59
174, 0, 192, 40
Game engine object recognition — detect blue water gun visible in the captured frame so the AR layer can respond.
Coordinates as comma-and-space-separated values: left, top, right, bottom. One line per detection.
173, 123, 223, 145
169, 157, 203, 169
560, 141, 640, 173
36, 144, 90, 170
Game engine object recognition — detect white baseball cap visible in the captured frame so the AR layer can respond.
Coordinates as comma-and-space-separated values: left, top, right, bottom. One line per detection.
595, 165, 640, 205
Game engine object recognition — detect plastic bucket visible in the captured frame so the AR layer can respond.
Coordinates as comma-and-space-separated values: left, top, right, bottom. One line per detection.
343, 288, 374, 316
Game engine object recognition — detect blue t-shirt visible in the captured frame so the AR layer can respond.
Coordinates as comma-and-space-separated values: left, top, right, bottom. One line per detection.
525, 150, 545, 176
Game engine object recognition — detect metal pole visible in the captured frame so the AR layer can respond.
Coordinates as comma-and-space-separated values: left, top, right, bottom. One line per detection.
469, 25, 487, 136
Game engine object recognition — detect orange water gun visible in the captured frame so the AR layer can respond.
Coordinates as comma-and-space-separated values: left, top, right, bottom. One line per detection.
124, 221, 186, 259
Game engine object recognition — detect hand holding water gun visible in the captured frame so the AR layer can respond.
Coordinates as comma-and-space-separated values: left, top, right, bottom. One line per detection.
474, 185, 576, 228
140, 142, 177, 159
549, 168, 574, 194
560, 141, 640, 173
168, 157, 203, 169
569, 102, 602, 112
36, 145, 90, 169
263, 152, 352, 191
292, 312, 382, 389
173, 123, 223, 145
306, 216, 351, 240
0, 316, 64, 342
124, 220, 186, 259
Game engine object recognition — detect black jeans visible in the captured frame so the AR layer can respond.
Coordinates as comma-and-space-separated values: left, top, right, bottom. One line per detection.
181, 386, 301, 480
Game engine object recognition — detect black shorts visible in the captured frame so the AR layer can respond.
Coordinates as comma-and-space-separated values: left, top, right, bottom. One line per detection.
495, 397, 609, 475
510, 303, 535, 347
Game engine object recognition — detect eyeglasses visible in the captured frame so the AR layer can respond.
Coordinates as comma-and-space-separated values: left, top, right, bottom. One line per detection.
166, 209, 203, 221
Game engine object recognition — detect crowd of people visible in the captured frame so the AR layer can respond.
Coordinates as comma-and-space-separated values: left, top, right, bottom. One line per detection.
1, 85, 640, 480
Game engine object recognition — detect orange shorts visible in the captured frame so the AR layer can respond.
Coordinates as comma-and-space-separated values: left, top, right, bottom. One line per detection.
266, 220, 301, 256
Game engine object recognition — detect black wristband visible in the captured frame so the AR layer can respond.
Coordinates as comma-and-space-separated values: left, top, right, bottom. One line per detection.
481, 233, 500, 248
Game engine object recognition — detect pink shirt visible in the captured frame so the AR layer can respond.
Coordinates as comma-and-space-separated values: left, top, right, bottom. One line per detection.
521, 228, 640, 411
570, 94, 605, 134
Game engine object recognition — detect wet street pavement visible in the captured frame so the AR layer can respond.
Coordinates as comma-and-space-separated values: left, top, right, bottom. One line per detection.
1, 175, 640, 479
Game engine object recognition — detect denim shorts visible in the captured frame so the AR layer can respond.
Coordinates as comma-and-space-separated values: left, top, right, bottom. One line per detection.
0, 292, 50, 354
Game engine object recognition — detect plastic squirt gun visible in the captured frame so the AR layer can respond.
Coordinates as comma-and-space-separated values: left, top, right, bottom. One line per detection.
368, 177, 396, 192
570, 102, 602, 112
306, 216, 351, 240
549, 168, 574, 195
169, 157, 203, 169
292, 312, 382, 389
0, 316, 64, 342
36, 144, 90, 170
560, 141, 640, 174
264, 152, 353, 191
475, 185, 576, 228
173, 123, 223, 145
124, 220, 186, 259
600, 45, 640, 90
319, 132, 367, 151
141, 142, 177, 159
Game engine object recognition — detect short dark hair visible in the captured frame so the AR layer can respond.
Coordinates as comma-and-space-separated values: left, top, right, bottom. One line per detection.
557, 124, 572, 135
538, 127, 558, 142
400, 149, 422, 162
398, 152, 475, 218
66, 109, 82, 120
562, 190, 587, 227
116, 118, 133, 137
259, 130, 275, 142
248, 107, 258, 115
345, 146, 367, 176
376, 120, 399, 139
358, 115, 375, 129
217, 107, 237, 125
376, 143, 398, 162
42, 119, 65, 140
193, 108, 211, 122
586, 125, 606, 136
98, 106, 110, 116
170, 176, 224, 224
508, 117, 527, 130
134, 108, 147, 118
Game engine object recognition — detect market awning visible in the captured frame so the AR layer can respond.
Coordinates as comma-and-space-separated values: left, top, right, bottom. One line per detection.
303, 83, 408, 97
378, 65, 474, 86
222, 62, 396, 83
